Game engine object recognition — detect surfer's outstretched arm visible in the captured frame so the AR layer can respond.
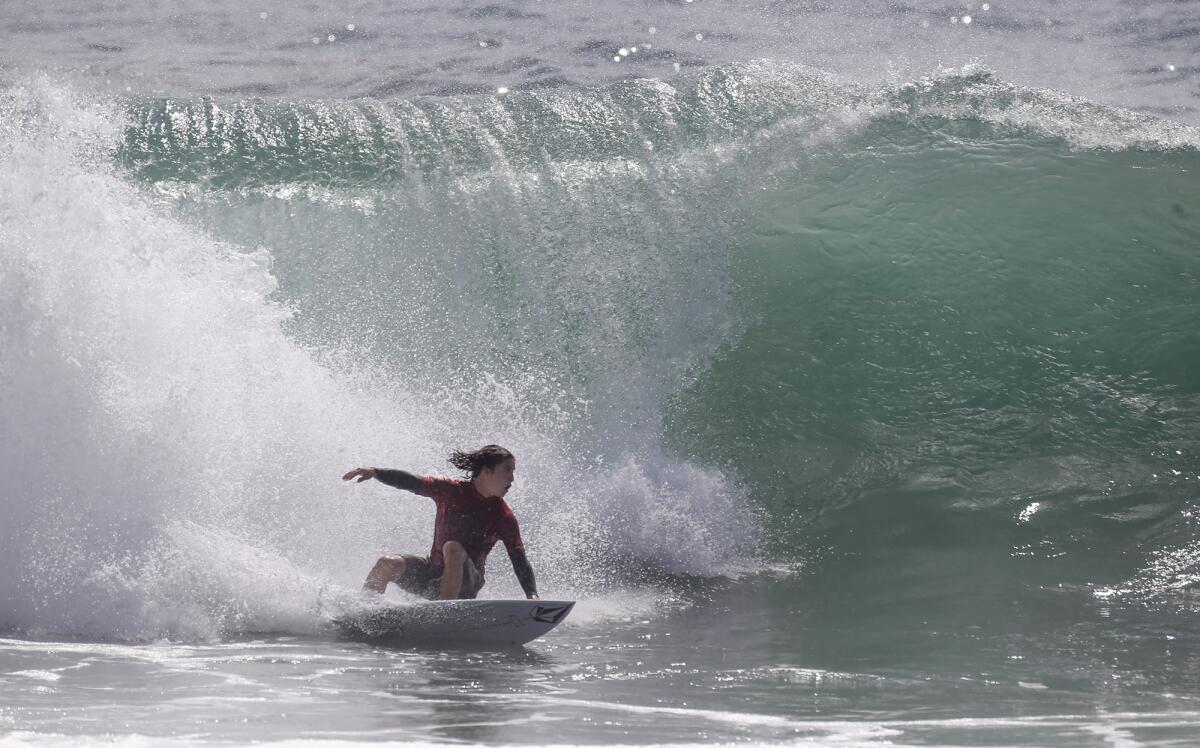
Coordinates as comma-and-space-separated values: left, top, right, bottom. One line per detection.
341, 467, 423, 493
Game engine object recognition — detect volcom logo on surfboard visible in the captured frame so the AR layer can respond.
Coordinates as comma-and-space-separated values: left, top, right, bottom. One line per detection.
532, 604, 572, 624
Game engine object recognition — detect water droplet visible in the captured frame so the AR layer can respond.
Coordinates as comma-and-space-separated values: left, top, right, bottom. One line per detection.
497, 86, 509, 94
631, 46, 638, 53
921, 19, 930, 28
981, 3, 990, 9
649, 26, 657, 34
346, 23, 356, 31
619, 47, 629, 56
614, 56, 622, 62
312, 37, 320, 44
695, 33, 704, 40
962, 15, 972, 24
1168, 63, 1176, 72
259, 11, 269, 20
327, 34, 337, 42
672, 62, 681, 71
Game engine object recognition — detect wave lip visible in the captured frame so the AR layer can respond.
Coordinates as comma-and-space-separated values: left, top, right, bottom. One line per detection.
886, 65, 1200, 151
116, 62, 1200, 191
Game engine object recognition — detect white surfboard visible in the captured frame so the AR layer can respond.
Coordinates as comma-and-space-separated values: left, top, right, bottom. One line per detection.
334, 599, 575, 646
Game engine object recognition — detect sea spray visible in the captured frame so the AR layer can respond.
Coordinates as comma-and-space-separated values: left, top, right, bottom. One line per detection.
0, 79, 761, 639
0, 81, 389, 637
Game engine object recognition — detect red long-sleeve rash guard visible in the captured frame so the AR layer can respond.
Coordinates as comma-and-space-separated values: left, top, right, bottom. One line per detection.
373, 469, 537, 597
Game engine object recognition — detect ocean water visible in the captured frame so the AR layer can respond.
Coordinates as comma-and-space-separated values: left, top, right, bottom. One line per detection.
3, 1, 1200, 745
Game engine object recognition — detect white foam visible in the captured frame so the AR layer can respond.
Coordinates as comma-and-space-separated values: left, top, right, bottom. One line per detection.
7, 671, 62, 682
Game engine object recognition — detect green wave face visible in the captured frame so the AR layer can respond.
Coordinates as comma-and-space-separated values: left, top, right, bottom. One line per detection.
671, 122, 1200, 572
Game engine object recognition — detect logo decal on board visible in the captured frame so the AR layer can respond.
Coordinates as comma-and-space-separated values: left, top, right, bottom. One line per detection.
532, 604, 572, 624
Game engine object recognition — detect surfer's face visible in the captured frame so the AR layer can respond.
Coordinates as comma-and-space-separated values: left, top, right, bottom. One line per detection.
477, 457, 516, 498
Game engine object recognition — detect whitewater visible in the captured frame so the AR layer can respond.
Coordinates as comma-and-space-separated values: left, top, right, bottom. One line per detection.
3, 1, 1200, 745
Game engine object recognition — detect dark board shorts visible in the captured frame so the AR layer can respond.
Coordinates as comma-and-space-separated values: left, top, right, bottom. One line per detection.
395, 555, 484, 600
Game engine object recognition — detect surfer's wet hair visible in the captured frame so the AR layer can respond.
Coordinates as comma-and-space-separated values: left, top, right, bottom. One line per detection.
448, 445, 514, 478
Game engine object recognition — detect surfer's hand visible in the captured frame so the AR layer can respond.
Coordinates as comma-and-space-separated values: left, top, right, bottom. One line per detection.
527, 594, 540, 600
342, 467, 376, 483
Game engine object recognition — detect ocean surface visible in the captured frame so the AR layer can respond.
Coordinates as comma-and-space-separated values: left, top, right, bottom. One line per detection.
3, 1, 1200, 745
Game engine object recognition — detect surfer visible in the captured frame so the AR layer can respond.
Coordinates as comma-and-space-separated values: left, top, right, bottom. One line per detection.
342, 445, 540, 601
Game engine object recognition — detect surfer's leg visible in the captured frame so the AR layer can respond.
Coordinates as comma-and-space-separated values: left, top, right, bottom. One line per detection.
364, 555, 406, 593
458, 556, 483, 599
392, 556, 439, 599
438, 541, 467, 599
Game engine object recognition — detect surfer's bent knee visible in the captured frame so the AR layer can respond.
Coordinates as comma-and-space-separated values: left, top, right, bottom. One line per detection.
364, 555, 408, 593
372, 555, 407, 578
442, 541, 466, 563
